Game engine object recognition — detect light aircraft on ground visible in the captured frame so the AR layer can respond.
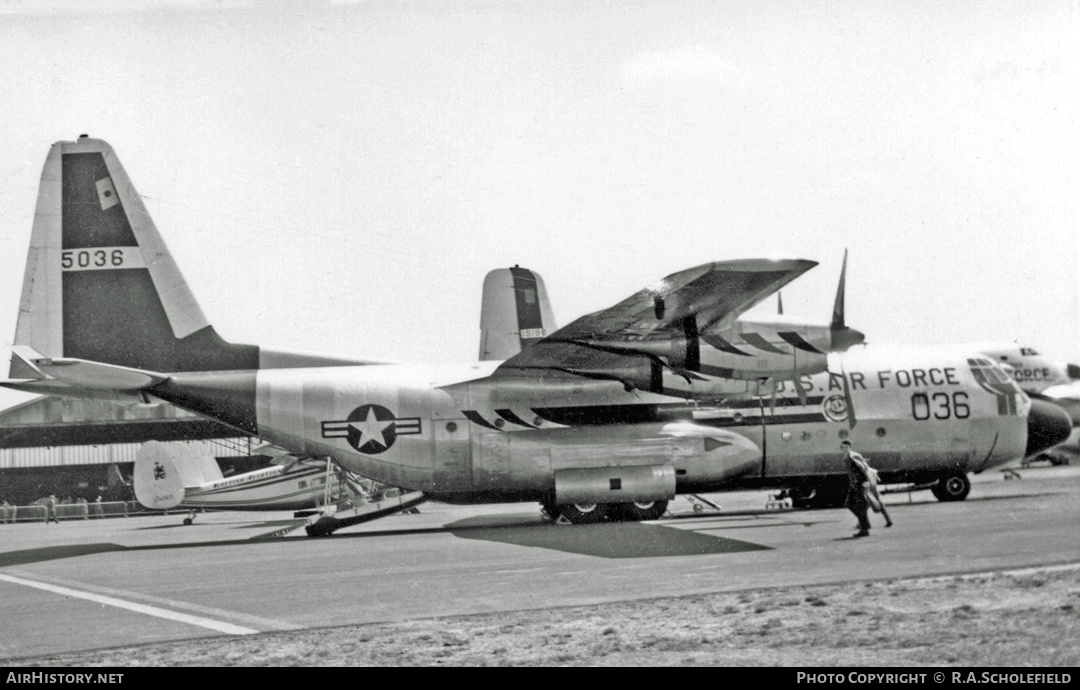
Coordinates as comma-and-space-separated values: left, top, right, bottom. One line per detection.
132, 440, 365, 522
2, 138, 1070, 532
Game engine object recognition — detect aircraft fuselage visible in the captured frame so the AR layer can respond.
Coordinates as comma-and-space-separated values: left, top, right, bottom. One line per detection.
176, 464, 338, 511
148, 346, 1035, 506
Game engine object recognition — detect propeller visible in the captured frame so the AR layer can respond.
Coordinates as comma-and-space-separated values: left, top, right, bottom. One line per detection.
794, 376, 808, 407
830, 249, 865, 352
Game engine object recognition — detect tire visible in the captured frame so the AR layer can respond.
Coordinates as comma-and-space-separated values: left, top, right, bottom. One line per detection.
931, 473, 971, 502
183, 517, 193, 526
557, 503, 608, 524
616, 500, 669, 522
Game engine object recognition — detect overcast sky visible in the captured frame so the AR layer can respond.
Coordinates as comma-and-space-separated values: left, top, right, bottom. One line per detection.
1, 0, 1077, 410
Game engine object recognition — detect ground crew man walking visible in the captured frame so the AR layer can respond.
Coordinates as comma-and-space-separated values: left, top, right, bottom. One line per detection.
841, 440, 892, 537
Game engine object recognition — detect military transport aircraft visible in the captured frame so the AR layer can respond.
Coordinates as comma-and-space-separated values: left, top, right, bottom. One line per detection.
475, 267, 1080, 507
974, 344, 1079, 398
975, 344, 1080, 466
2, 137, 1071, 531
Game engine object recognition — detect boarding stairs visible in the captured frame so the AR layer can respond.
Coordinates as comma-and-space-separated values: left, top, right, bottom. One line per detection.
251, 457, 427, 538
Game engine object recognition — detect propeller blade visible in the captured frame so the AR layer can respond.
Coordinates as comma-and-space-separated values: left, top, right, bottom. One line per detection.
830, 249, 865, 351
841, 360, 857, 430
832, 249, 848, 329
795, 378, 808, 407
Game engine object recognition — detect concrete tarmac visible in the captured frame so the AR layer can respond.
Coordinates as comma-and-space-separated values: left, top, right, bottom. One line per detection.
1, 465, 1078, 661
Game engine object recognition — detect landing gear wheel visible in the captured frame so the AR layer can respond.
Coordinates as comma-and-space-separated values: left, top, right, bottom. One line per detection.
931, 473, 971, 502
183, 517, 193, 526
557, 503, 608, 524
616, 500, 669, 521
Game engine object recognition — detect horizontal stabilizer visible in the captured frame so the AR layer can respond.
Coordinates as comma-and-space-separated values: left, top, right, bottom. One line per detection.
8, 347, 47, 380
28, 358, 168, 391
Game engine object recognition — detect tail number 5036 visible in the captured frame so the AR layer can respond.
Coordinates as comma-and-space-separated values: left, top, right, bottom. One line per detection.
61, 249, 125, 269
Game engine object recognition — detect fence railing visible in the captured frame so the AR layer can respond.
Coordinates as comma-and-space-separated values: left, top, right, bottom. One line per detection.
0, 501, 175, 523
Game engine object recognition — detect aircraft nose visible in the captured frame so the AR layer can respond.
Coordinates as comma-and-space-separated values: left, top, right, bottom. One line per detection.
1026, 399, 1073, 456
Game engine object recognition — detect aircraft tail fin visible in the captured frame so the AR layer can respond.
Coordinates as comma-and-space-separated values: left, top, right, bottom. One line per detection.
479, 266, 557, 361
133, 440, 223, 510
14, 137, 260, 373
134, 441, 187, 509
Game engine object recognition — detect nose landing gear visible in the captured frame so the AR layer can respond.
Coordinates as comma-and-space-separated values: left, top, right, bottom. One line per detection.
930, 473, 971, 502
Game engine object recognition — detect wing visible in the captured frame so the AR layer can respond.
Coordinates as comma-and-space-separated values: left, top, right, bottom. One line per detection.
496, 258, 816, 376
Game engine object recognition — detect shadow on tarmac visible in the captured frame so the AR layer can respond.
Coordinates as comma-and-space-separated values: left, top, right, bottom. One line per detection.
445, 519, 771, 558
0, 514, 774, 566
6, 485, 1057, 567
0, 543, 128, 567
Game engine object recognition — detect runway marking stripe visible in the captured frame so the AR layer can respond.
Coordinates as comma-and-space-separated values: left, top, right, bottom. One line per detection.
5, 568, 304, 631
0, 572, 259, 635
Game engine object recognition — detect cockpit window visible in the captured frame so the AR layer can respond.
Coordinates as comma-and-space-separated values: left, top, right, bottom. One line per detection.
968, 357, 1022, 389
1020, 347, 1039, 356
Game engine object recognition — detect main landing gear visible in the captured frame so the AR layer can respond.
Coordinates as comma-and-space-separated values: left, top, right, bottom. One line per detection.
540, 499, 670, 525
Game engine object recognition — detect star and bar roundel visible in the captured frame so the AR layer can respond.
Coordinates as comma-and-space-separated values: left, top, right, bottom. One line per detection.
321, 405, 421, 454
